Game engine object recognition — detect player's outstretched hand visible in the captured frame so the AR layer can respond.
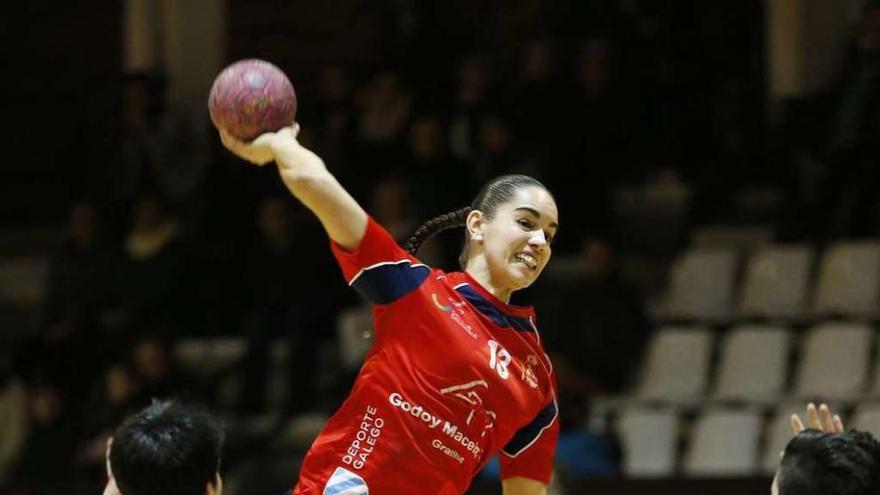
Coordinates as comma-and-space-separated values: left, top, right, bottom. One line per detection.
218, 124, 300, 166
790, 402, 845, 434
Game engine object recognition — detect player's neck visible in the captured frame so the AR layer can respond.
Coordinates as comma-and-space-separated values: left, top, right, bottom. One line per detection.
464, 259, 512, 304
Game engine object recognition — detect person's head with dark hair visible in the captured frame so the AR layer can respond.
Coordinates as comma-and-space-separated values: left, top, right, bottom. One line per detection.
104, 400, 224, 495
773, 429, 880, 495
405, 174, 557, 301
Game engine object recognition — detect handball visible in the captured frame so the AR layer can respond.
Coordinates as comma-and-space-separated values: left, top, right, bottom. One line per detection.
208, 59, 297, 142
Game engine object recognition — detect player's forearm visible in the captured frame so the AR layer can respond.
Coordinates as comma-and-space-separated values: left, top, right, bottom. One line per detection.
501, 477, 547, 495
273, 143, 367, 251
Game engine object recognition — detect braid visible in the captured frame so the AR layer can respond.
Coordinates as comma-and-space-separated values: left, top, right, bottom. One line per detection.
405, 207, 471, 255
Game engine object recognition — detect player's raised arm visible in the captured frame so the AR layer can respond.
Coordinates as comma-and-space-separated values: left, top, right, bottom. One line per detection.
219, 124, 368, 251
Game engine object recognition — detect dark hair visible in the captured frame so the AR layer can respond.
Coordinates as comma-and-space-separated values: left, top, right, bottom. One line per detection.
404, 174, 553, 267
777, 429, 880, 495
110, 400, 224, 495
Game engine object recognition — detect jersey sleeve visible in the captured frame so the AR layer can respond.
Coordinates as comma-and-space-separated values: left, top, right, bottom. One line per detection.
499, 397, 559, 484
330, 216, 431, 304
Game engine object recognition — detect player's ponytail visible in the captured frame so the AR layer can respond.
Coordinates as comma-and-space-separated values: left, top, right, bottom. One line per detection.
405, 207, 471, 256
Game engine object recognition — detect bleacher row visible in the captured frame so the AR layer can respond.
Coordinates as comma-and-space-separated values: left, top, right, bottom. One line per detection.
568, 234, 880, 478
592, 322, 880, 477
657, 239, 880, 322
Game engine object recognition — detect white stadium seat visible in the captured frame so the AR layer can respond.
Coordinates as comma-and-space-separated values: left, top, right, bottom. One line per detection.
682, 407, 762, 476
616, 406, 680, 477
661, 248, 739, 322
713, 325, 791, 403
793, 323, 873, 402
691, 225, 774, 252
852, 403, 880, 436
337, 305, 375, 370
634, 327, 714, 403
761, 403, 802, 474
738, 245, 814, 320
812, 241, 880, 318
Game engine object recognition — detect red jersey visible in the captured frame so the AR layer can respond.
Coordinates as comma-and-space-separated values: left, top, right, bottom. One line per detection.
293, 218, 559, 495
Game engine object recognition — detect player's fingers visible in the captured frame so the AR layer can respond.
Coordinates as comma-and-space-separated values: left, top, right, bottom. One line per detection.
806, 402, 821, 430
819, 404, 835, 432
791, 414, 805, 434
291, 122, 301, 139
251, 131, 276, 148
833, 415, 845, 433
219, 128, 243, 152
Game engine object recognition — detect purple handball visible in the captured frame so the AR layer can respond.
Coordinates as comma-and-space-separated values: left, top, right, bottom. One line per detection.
208, 59, 297, 141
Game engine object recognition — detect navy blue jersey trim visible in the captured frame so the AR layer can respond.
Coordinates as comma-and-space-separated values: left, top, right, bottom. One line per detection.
455, 284, 535, 332
502, 399, 558, 457
351, 260, 430, 304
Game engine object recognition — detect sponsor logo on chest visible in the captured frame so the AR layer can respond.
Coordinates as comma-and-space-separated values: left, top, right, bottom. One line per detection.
388, 392, 483, 458
432, 291, 478, 339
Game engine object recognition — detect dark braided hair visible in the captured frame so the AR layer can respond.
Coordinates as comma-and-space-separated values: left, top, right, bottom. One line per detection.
405, 174, 554, 268
405, 207, 471, 255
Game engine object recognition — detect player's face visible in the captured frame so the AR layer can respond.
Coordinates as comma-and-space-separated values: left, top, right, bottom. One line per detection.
479, 186, 558, 295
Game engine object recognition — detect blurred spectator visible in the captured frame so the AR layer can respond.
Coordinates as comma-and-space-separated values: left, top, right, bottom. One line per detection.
43, 200, 113, 341
828, 2, 880, 157
449, 55, 495, 163
130, 336, 193, 405
350, 70, 412, 200
76, 363, 140, 490
32, 200, 115, 399
13, 383, 79, 494
544, 237, 650, 426
109, 193, 188, 333
371, 178, 417, 241
473, 114, 543, 189
355, 70, 412, 148
406, 114, 469, 213
0, 355, 26, 486
114, 73, 210, 223
239, 197, 336, 416
822, 2, 880, 237
511, 39, 567, 155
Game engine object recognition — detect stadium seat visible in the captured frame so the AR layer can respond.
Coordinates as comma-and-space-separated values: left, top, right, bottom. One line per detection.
0, 256, 48, 306
682, 407, 762, 476
738, 245, 814, 320
812, 241, 880, 318
870, 339, 880, 398
792, 323, 873, 402
761, 407, 794, 474
175, 337, 246, 377
612, 181, 691, 257
851, 403, 880, 436
691, 225, 774, 252
337, 305, 375, 371
660, 248, 739, 322
616, 406, 680, 477
713, 325, 791, 403
175, 338, 248, 408
634, 327, 714, 403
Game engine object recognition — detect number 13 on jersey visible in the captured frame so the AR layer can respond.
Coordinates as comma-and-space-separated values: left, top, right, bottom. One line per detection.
487, 340, 511, 379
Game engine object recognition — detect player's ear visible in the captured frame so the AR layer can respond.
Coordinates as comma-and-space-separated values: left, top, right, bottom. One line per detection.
466, 210, 485, 242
